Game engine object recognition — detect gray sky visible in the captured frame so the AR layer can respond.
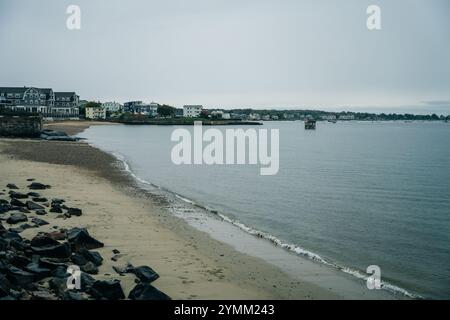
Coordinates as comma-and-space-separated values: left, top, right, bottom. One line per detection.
1, 0, 449, 113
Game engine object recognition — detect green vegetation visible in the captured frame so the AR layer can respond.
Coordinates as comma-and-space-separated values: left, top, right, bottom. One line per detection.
157, 104, 177, 117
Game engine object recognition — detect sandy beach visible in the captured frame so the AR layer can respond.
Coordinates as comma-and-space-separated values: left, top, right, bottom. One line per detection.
0, 121, 345, 300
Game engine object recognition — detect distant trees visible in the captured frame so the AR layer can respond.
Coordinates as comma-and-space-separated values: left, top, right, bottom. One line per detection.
79, 101, 101, 118
157, 104, 176, 117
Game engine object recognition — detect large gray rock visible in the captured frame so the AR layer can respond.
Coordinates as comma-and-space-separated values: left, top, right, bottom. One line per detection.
90, 280, 125, 300
6, 213, 28, 224
67, 228, 104, 251
31, 242, 72, 259
128, 283, 171, 300
26, 201, 45, 210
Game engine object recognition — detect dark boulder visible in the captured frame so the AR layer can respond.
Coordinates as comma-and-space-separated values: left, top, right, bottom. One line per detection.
39, 257, 69, 271
0, 205, 10, 214
63, 291, 85, 300
80, 261, 99, 275
67, 207, 82, 217
9, 239, 28, 251
6, 213, 28, 224
19, 223, 35, 230
53, 266, 69, 278
9, 254, 32, 269
0, 274, 13, 298
48, 277, 68, 297
50, 205, 63, 213
35, 209, 47, 216
6, 184, 19, 190
27, 192, 40, 197
6, 266, 35, 287
51, 198, 65, 205
28, 182, 51, 190
128, 283, 171, 300
31, 218, 49, 227
26, 201, 45, 210
71, 253, 88, 266
32, 197, 48, 203
8, 227, 25, 234
80, 249, 103, 266
90, 280, 125, 300
16, 207, 30, 214
132, 266, 160, 283
25, 263, 52, 279
31, 234, 59, 247
31, 242, 71, 259
10, 198, 26, 207
9, 191, 28, 199
112, 249, 120, 254
2, 231, 22, 242
67, 228, 104, 251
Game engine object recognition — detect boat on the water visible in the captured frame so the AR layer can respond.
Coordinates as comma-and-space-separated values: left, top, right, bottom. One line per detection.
305, 119, 316, 130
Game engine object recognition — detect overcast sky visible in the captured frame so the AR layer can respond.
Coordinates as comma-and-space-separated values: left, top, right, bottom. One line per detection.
1, 0, 449, 113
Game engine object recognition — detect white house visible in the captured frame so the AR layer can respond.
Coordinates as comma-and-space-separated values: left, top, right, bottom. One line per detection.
183, 105, 203, 117
102, 101, 123, 113
86, 106, 106, 120
338, 114, 355, 120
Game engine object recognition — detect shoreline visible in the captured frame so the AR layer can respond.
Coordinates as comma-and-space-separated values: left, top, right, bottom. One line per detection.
1, 121, 407, 299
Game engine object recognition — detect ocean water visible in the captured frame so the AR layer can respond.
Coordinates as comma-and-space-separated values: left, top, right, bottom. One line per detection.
79, 121, 450, 299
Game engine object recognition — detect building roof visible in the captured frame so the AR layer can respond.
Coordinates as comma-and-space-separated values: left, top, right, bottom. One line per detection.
55, 92, 76, 97
0, 87, 28, 94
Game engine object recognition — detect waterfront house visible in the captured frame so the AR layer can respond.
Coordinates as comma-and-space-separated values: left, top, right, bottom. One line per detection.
123, 101, 158, 117
183, 105, 203, 117
338, 114, 355, 120
102, 101, 123, 113
0, 86, 79, 119
85, 106, 106, 120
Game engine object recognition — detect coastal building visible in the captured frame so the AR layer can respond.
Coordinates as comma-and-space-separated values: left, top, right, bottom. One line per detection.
85, 106, 106, 120
102, 101, 123, 113
248, 113, 261, 120
338, 114, 355, 120
0, 86, 79, 119
175, 108, 184, 117
321, 114, 337, 121
123, 101, 158, 117
183, 105, 203, 118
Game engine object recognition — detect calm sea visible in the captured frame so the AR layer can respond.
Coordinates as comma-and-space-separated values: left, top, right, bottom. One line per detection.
80, 121, 450, 299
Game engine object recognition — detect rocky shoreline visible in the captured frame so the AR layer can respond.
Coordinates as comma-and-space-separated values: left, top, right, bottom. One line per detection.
0, 181, 170, 300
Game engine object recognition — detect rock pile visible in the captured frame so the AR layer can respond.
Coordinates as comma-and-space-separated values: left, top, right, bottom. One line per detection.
40, 130, 81, 142
0, 182, 170, 300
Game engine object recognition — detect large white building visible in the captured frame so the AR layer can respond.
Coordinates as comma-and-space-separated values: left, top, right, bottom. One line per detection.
102, 101, 123, 113
0, 86, 79, 119
183, 105, 203, 117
